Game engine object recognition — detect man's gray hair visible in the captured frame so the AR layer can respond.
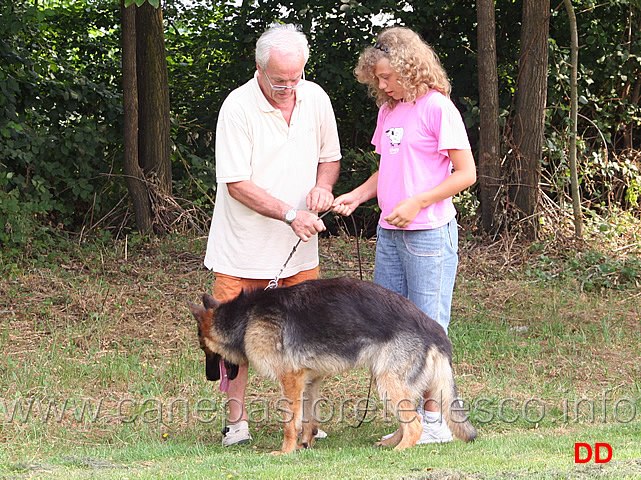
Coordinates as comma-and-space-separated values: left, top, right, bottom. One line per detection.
255, 23, 310, 69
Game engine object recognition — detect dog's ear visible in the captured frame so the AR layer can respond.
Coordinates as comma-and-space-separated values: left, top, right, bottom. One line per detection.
202, 293, 220, 311
188, 301, 205, 319
205, 353, 222, 381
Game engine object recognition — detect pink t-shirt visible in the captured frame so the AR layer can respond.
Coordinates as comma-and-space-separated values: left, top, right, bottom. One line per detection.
372, 90, 471, 230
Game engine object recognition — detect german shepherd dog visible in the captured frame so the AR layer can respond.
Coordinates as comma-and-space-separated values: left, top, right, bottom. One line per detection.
188, 277, 477, 454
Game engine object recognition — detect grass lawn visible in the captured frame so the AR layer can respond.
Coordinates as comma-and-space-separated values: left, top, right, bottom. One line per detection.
1, 231, 640, 479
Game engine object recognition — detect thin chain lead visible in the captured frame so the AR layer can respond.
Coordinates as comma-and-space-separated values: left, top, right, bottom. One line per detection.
264, 210, 331, 290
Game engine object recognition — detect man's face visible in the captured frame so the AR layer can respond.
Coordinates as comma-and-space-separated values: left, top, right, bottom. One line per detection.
257, 50, 306, 108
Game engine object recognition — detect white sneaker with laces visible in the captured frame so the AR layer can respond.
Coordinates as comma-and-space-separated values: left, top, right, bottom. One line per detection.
222, 420, 252, 446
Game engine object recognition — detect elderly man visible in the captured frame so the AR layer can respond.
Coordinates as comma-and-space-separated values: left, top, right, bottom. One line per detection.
203, 23, 341, 446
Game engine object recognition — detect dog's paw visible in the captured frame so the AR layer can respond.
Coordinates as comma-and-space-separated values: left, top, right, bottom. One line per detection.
270, 446, 301, 455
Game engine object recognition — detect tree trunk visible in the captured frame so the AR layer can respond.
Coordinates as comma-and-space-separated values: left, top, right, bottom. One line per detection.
510, 0, 550, 239
136, 1, 172, 197
121, 0, 153, 234
563, 0, 583, 239
477, 0, 501, 235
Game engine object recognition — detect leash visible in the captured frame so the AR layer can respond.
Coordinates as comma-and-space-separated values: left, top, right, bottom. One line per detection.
350, 374, 374, 429
265, 209, 333, 290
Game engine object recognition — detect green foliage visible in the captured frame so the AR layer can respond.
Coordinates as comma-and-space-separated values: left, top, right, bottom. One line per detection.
0, 182, 43, 254
0, 1, 124, 251
543, 133, 641, 213
547, 0, 641, 209
525, 246, 641, 292
170, 119, 217, 211
126, 0, 160, 7
163, 0, 488, 152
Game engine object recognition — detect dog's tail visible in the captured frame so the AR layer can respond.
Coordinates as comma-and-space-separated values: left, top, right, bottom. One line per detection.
429, 351, 477, 443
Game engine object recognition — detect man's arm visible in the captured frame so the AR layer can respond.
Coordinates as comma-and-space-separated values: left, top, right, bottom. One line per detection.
227, 181, 326, 242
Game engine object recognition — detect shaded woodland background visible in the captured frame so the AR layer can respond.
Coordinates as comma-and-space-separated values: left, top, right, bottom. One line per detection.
1, 0, 640, 254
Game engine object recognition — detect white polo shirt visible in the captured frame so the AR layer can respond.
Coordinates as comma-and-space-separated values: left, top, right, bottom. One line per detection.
204, 73, 341, 278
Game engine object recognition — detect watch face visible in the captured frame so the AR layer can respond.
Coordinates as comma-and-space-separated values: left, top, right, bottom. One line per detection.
286, 209, 296, 223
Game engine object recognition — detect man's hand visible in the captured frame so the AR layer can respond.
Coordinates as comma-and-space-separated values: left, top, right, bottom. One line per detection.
306, 186, 334, 213
289, 209, 326, 242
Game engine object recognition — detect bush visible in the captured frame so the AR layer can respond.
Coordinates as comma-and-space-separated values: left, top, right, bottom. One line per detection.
0, 1, 124, 251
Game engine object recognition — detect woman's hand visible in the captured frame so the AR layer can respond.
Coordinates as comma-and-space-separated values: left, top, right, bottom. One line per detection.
332, 191, 362, 216
384, 197, 422, 228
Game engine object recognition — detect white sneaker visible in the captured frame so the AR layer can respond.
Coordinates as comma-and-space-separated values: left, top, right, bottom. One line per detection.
380, 411, 453, 444
222, 420, 252, 446
417, 411, 453, 444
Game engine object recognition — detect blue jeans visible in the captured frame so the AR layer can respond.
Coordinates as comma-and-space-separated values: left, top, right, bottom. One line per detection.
373, 218, 459, 334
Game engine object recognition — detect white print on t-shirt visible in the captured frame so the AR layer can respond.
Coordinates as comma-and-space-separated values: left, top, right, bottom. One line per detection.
385, 127, 404, 146
385, 127, 404, 154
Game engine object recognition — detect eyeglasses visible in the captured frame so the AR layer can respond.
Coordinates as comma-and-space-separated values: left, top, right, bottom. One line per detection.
263, 70, 305, 91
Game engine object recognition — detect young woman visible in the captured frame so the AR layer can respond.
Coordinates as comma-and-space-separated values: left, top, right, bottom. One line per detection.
333, 27, 476, 444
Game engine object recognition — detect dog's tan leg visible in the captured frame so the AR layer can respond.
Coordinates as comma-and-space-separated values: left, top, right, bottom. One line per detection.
375, 374, 404, 448
374, 373, 421, 449
271, 370, 307, 455
394, 398, 422, 450
300, 375, 322, 449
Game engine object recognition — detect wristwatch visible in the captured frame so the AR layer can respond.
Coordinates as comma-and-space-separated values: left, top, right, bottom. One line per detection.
284, 208, 297, 225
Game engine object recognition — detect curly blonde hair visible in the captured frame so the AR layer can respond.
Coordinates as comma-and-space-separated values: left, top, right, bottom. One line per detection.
354, 27, 451, 109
